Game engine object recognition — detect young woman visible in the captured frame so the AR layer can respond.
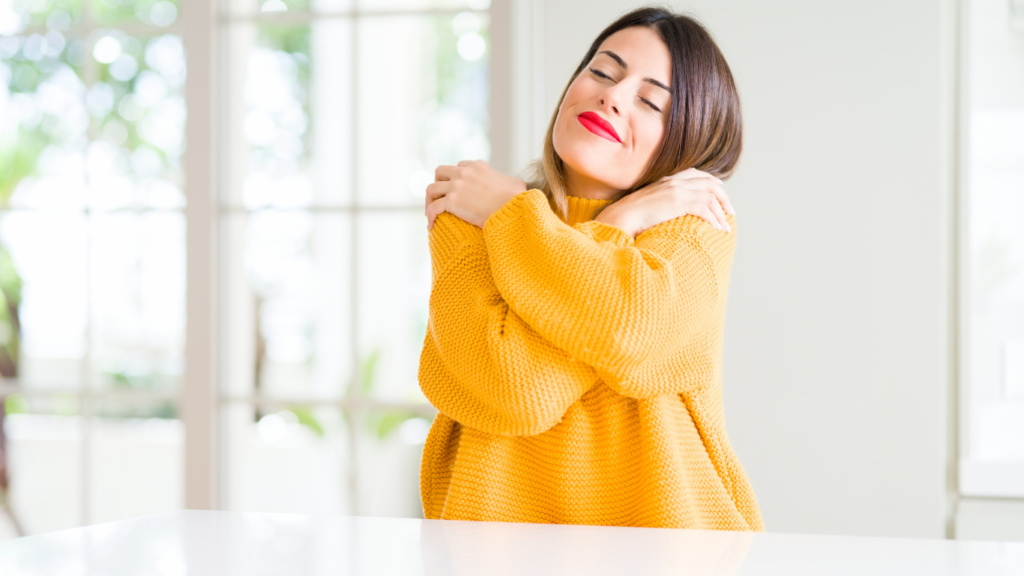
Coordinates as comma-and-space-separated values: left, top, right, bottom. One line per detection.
418, 7, 763, 531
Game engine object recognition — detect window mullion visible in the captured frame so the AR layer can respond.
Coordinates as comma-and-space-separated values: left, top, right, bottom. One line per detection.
182, 0, 221, 511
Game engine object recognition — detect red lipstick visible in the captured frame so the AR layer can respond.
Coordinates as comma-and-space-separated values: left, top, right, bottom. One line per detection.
577, 111, 621, 143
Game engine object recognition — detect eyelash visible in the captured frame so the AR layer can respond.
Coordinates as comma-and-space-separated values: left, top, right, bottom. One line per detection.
588, 68, 662, 113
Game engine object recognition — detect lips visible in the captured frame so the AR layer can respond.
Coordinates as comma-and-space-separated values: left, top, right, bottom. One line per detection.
577, 111, 621, 143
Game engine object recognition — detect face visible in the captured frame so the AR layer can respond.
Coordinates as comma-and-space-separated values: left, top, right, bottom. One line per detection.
552, 26, 672, 195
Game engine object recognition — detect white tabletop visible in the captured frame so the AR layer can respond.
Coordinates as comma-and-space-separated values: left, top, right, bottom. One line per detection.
0, 510, 1021, 575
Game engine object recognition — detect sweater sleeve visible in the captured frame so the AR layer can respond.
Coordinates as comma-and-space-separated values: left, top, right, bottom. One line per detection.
482, 189, 734, 397
419, 211, 599, 437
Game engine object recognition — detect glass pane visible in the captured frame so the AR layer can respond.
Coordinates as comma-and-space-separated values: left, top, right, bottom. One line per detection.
92, 0, 180, 27
2, 31, 88, 211
222, 402, 352, 514
87, 32, 186, 211
966, 0, 1024, 463
221, 212, 353, 400
356, 212, 429, 403
89, 211, 185, 393
89, 400, 182, 524
6, 0, 84, 32
353, 408, 432, 518
356, 12, 488, 207
4, 394, 82, 535
225, 22, 354, 208
0, 211, 87, 389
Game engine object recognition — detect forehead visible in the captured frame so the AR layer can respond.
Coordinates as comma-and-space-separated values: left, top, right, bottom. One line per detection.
594, 26, 671, 81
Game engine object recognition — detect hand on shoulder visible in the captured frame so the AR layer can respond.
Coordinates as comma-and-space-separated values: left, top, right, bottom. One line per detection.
595, 168, 735, 237
424, 160, 528, 231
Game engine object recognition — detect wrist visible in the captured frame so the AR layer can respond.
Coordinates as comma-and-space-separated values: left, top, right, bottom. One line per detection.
594, 210, 634, 237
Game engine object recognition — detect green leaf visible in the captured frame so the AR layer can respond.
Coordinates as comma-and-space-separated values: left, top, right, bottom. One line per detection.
4, 393, 27, 415
290, 406, 325, 437
358, 348, 382, 395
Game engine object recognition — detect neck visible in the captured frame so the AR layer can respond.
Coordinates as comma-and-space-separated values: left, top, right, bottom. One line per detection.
564, 166, 620, 201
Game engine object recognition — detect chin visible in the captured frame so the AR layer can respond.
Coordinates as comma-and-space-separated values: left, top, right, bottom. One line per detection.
555, 135, 635, 191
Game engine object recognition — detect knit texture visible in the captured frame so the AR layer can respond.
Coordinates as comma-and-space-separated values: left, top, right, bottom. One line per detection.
419, 189, 763, 531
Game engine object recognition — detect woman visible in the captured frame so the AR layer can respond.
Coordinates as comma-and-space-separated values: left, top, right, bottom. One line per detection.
418, 7, 762, 531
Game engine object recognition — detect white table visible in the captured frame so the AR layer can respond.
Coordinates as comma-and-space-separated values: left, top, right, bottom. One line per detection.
0, 511, 1021, 575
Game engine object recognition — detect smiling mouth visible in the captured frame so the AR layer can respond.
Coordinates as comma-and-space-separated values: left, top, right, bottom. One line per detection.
577, 111, 621, 143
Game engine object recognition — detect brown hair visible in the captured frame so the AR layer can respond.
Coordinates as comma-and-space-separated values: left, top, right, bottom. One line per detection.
527, 7, 742, 219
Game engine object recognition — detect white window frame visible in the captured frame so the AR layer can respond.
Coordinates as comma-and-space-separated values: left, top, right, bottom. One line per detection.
956, 0, 1024, 500
180, 0, 525, 512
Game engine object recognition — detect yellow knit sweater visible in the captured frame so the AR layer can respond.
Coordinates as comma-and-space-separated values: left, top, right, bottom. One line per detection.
418, 188, 763, 531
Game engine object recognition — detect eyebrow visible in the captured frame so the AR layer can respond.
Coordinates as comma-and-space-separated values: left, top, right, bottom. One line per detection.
597, 50, 672, 93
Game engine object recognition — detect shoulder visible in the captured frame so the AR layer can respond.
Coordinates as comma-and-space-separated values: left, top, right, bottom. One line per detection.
637, 214, 737, 264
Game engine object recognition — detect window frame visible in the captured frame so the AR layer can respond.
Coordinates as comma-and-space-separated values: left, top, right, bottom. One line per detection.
182, 0, 513, 512
956, 0, 1024, 500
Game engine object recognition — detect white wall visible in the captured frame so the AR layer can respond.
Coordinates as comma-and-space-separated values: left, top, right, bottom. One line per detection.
515, 0, 956, 538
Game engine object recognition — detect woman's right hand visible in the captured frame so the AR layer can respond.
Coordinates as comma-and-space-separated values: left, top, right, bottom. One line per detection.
594, 168, 735, 237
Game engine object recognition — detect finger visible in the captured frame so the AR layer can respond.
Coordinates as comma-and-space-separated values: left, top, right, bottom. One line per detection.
426, 196, 449, 231
678, 177, 731, 216
671, 167, 713, 181
425, 181, 451, 207
435, 165, 459, 182
707, 194, 731, 233
699, 204, 724, 231
706, 181, 735, 215
676, 176, 720, 192
691, 203, 722, 231
425, 182, 441, 213
672, 167, 724, 186
457, 160, 473, 167
425, 183, 449, 222
670, 167, 707, 180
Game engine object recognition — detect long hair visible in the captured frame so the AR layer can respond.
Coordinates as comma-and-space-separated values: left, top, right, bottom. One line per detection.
527, 7, 742, 220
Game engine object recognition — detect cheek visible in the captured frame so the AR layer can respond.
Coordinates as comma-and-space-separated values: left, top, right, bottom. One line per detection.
552, 82, 586, 151
636, 117, 666, 158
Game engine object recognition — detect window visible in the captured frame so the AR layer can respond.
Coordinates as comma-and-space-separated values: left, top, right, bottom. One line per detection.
960, 0, 1024, 497
0, 0, 493, 535
217, 0, 491, 517
0, 0, 187, 533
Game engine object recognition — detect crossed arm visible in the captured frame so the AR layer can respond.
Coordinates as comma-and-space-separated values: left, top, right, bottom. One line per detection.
420, 189, 733, 437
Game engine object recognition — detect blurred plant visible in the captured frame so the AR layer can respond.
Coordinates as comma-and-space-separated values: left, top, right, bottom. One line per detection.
348, 347, 433, 441
2, 394, 26, 415
0, 248, 22, 378
289, 405, 323, 437
354, 348, 381, 397
1, 13, 189, 534
366, 410, 433, 442
253, 294, 325, 438
0, 129, 45, 202
2, 19, 188, 391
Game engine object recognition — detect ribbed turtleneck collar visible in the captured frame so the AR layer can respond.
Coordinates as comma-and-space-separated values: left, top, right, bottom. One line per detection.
563, 194, 614, 226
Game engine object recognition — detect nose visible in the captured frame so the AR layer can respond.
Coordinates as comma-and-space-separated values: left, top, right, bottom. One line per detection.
598, 83, 626, 116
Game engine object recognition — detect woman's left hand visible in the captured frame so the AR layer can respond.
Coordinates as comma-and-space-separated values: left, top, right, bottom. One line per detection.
425, 160, 528, 231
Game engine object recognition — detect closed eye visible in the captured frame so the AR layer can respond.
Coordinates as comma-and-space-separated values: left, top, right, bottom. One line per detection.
639, 96, 661, 113
591, 67, 662, 113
